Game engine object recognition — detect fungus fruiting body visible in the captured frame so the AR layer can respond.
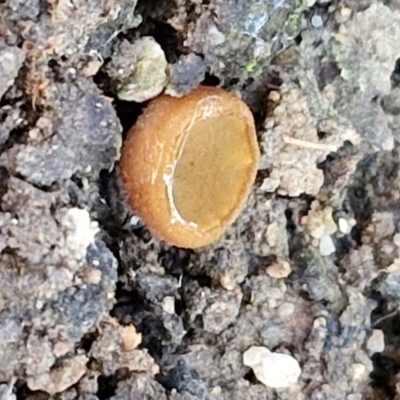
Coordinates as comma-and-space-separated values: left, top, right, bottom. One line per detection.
120, 86, 260, 248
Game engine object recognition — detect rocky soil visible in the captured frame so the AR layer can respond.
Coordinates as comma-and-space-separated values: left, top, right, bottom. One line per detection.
1, 0, 400, 399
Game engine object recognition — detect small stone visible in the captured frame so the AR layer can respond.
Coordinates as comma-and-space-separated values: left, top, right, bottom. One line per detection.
91, 322, 158, 376
119, 325, 142, 352
311, 15, 323, 28
27, 355, 88, 395
61, 208, 99, 261
243, 346, 301, 388
366, 329, 385, 354
351, 363, 366, 381
338, 217, 352, 234
307, 202, 337, 239
112, 37, 168, 102
82, 57, 103, 77
82, 267, 102, 284
340, 7, 352, 19
268, 91, 281, 102
319, 235, 336, 256
130, 215, 142, 227
162, 296, 176, 314
300, 215, 308, 225
220, 274, 236, 291
394, 233, 400, 247
266, 258, 292, 279
313, 316, 327, 329
260, 176, 280, 193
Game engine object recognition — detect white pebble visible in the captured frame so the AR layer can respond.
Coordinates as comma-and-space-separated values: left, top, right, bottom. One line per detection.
243, 346, 301, 388
366, 329, 385, 354
319, 235, 335, 256
311, 15, 323, 28
162, 296, 175, 314
130, 215, 141, 226
394, 233, 400, 247
338, 218, 351, 234
352, 363, 366, 381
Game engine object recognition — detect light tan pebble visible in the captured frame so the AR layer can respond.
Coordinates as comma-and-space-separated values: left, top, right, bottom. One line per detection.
300, 215, 308, 225
119, 324, 142, 351
82, 57, 103, 77
82, 268, 102, 285
385, 258, 400, 273
220, 274, 236, 291
268, 91, 281, 102
266, 258, 292, 279
243, 346, 301, 388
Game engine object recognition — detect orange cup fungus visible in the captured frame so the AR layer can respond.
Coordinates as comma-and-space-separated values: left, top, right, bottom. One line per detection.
119, 86, 260, 248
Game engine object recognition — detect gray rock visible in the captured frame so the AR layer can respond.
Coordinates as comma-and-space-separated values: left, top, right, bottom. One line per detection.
0, 40, 25, 100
